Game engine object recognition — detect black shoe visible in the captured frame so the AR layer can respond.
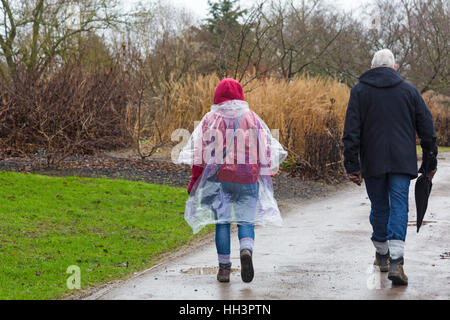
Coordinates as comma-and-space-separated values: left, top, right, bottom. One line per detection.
374, 251, 390, 272
240, 249, 254, 283
388, 257, 408, 286
217, 263, 231, 283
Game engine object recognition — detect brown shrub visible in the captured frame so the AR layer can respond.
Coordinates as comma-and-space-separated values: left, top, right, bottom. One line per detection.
0, 62, 132, 164
423, 91, 450, 147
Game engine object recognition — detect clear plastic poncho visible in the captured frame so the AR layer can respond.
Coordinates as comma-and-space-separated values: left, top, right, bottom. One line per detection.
178, 100, 288, 234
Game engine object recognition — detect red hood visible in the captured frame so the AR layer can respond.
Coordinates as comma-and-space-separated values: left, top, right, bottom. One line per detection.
214, 78, 245, 105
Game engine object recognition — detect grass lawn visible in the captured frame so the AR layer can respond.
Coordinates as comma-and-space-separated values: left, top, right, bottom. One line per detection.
0, 171, 210, 300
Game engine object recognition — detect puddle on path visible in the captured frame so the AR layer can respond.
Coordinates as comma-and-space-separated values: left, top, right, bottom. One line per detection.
408, 220, 437, 227
440, 252, 450, 260
180, 267, 240, 275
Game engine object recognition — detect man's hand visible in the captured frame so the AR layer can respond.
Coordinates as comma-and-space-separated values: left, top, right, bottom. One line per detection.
348, 171, 363, 186
427, 168, 437, 181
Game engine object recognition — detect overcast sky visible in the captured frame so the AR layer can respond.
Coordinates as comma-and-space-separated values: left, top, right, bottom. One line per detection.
122, 0, 373, 22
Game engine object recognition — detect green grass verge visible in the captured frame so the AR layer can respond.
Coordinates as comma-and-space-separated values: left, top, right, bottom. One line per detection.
416, 145, 450, 155
0, 171, 210, 300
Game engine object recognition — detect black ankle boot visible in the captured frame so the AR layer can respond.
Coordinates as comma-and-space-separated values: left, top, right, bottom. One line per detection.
240, 249, 254, 283
217, 263, 231, 283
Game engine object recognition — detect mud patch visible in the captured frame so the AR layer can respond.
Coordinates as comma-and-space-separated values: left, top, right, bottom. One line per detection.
360, 202, 369, 206
408, 220, 437, 227
439, 252, 450, 260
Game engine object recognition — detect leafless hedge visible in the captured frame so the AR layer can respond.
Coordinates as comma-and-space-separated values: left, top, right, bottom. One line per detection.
0, 62, 132, 164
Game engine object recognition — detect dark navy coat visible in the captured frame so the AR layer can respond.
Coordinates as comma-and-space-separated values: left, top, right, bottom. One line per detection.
342, 67, 437, 179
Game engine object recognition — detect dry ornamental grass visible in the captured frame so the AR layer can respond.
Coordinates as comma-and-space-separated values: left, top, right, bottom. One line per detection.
139, 74, 350, 181
423, 91, 450, 147
139, 75, 449, 181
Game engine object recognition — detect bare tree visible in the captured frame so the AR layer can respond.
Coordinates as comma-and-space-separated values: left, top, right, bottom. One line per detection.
117, 1, 198, 160
362, 0, 449, 94
0, 0, 122, 80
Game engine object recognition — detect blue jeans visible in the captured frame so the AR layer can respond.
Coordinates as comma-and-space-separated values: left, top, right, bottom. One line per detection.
216, 223, 255, 256
214, 181, 258, 262
365, 174, 411, 242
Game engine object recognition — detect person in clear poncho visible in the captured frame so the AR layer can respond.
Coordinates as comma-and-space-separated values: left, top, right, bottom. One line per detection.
178, 78, 287, 283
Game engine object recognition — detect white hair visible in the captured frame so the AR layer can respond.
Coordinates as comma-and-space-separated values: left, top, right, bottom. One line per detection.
371, 49, 396, 68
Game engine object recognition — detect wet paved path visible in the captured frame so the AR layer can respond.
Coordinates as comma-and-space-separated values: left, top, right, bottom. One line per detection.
86, 154, 450, 300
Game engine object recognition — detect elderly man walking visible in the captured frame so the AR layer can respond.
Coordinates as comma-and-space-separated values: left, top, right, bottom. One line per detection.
342, 49, 438, 286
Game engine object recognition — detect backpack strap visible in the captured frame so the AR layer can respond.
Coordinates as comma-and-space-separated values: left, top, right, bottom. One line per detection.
214, 112, 244, 175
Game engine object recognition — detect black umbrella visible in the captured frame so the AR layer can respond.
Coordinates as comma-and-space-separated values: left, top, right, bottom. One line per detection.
415, 174, 433, 233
